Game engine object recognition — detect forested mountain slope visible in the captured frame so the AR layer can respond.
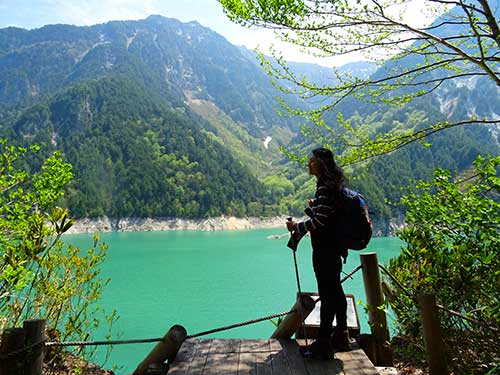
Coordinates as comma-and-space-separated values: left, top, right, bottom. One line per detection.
6, 76, 269, 218
0, 14, 498, 228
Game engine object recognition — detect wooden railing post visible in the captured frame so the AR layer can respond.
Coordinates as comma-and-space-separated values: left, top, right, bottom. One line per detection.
133, 324, 187, 375
360, 252, 393, 366
271, 293, 315, 339
24, 319, 46, 375
0, 328, 26, 375
418, 293, 448, 375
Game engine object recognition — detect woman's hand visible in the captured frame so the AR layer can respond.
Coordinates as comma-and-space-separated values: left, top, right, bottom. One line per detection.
286, 220, 297, 232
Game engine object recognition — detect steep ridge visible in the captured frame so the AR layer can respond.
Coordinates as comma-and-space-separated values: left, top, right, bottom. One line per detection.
9, 76, 267, 218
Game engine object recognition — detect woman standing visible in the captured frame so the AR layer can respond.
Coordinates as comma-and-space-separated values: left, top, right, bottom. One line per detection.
286, 147, 351, 360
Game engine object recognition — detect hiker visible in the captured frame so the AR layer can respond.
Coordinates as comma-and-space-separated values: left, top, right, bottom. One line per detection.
286, 147, 351, 359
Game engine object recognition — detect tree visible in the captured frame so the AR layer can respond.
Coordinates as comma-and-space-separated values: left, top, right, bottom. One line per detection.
220, 0, 500, 165
387, 155, 500, 373
0, 139, 116, 365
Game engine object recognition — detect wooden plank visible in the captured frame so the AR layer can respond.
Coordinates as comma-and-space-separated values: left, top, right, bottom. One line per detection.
336, 349, 379, 375
238, 349, 255, 374
278, 339, 308, 375
204, 340, 240, 375
168, 339, 198, 375
269, 339, 283, 352
168, 339, 379, 375
174, 339, 198, 362
269, 339, 293, 375
295, 340, 343, 375
238, 339, 266, 375
254, 341, 272, 375
209, 339, 240, 354
295, 340, 379, 375
186, 339, 212, 375
303, 357, 329, 375
238, 339, 276, 375
240, 339, 271, 353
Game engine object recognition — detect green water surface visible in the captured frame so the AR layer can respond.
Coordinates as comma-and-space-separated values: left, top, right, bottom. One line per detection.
65, 229, 403, 374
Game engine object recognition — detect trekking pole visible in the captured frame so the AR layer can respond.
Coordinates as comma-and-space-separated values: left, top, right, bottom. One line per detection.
287, 217, 311, 356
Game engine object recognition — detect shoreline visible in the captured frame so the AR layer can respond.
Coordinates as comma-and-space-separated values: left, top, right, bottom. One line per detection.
66, 215, 289, 234
66, 215, 402, 236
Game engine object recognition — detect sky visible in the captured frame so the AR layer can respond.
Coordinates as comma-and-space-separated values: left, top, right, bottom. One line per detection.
0, 0, 440, 67
0, 0, 337, 65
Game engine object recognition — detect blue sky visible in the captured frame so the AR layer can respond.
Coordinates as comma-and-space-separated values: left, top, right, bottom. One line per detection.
0, 0, 336, 65
0, 0, 441, 67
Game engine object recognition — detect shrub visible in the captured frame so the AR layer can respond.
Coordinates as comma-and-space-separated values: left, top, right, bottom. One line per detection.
388, 155, 500, 374
0, 139, 116, 364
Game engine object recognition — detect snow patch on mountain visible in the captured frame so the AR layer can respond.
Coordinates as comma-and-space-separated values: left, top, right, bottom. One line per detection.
263, 136, 272, 149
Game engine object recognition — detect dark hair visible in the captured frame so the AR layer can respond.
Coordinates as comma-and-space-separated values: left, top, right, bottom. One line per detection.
311, 147, 345, 190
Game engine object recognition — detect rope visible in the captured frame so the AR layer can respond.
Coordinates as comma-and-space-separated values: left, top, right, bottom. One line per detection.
187, 309, 295, 339
341, 264, 362, 284
0, 264, 364, 359
378, 264, 415, 301
378, 263, 499, 333
45, 337, 163, 347
0, 339, 46, 360
188, 263, 363, 337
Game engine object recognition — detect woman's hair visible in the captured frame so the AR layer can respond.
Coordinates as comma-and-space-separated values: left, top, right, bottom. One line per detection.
311, 147, 345, 190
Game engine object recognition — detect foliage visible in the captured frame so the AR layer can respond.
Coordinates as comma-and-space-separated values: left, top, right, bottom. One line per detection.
387, 155, 500, 373
10, 76, 273, 219
220, 0, 500, 165
2, 13, 499, 228
0, 139, 116, 362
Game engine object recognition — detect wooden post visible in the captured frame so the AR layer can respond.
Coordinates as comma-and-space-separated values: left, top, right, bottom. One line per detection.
418, 293, 448, 375
133, 324, 187, 375
356, 333, 377, 364
271, 293, 315, 339
360, 252, 393, 366
24, 319, 46, 375
0, 328, 26, 375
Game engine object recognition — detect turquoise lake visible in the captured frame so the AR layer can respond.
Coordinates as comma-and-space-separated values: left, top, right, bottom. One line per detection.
64, 229, 403, 374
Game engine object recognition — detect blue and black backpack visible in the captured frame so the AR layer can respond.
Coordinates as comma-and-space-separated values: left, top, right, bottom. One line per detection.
336, 188, 373, 251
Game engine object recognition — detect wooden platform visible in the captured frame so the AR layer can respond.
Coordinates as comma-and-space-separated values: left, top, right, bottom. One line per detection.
167, 338, 379, 375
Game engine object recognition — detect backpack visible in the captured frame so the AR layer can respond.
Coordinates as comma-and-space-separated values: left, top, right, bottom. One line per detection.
336, 188, 373, 250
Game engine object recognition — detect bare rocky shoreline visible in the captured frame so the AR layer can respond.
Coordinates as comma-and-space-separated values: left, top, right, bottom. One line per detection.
66, 216, 289, 234
66, 216, 402, 236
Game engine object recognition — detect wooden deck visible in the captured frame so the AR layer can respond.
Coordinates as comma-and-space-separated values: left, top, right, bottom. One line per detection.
167, 338, 379, 375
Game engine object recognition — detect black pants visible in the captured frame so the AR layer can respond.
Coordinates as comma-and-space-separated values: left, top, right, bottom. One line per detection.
315, 256, 347, 338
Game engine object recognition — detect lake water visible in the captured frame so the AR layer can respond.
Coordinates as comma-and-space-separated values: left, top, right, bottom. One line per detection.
64, 229, 403, 374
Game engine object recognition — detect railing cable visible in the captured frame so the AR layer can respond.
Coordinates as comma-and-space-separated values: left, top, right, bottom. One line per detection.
1, 264, 364, 359
378, 263, 499, 333
0, 339, 46, 360
187, 309, 295, 339
45, 337, 164, 347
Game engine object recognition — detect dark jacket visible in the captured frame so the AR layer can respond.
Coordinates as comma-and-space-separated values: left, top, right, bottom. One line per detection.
295, 180, 347, 276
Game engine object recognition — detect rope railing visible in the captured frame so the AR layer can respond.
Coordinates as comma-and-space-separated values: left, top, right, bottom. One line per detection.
46, 337, 164, 347
0, 264, 365, 361
0, 339, 46, 360
0, 310, 297, 361
341, 264, 363, 284
186, 309, 295, 339
378, 263, 499, 333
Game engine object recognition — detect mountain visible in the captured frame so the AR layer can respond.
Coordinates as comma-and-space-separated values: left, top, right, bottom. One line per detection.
0, 14, 498, 228
9, 76, 270, 218
0, 15, 378, 220
0, 16, 298, 138
288, 60, 377, 85
0, 16, 300, 218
